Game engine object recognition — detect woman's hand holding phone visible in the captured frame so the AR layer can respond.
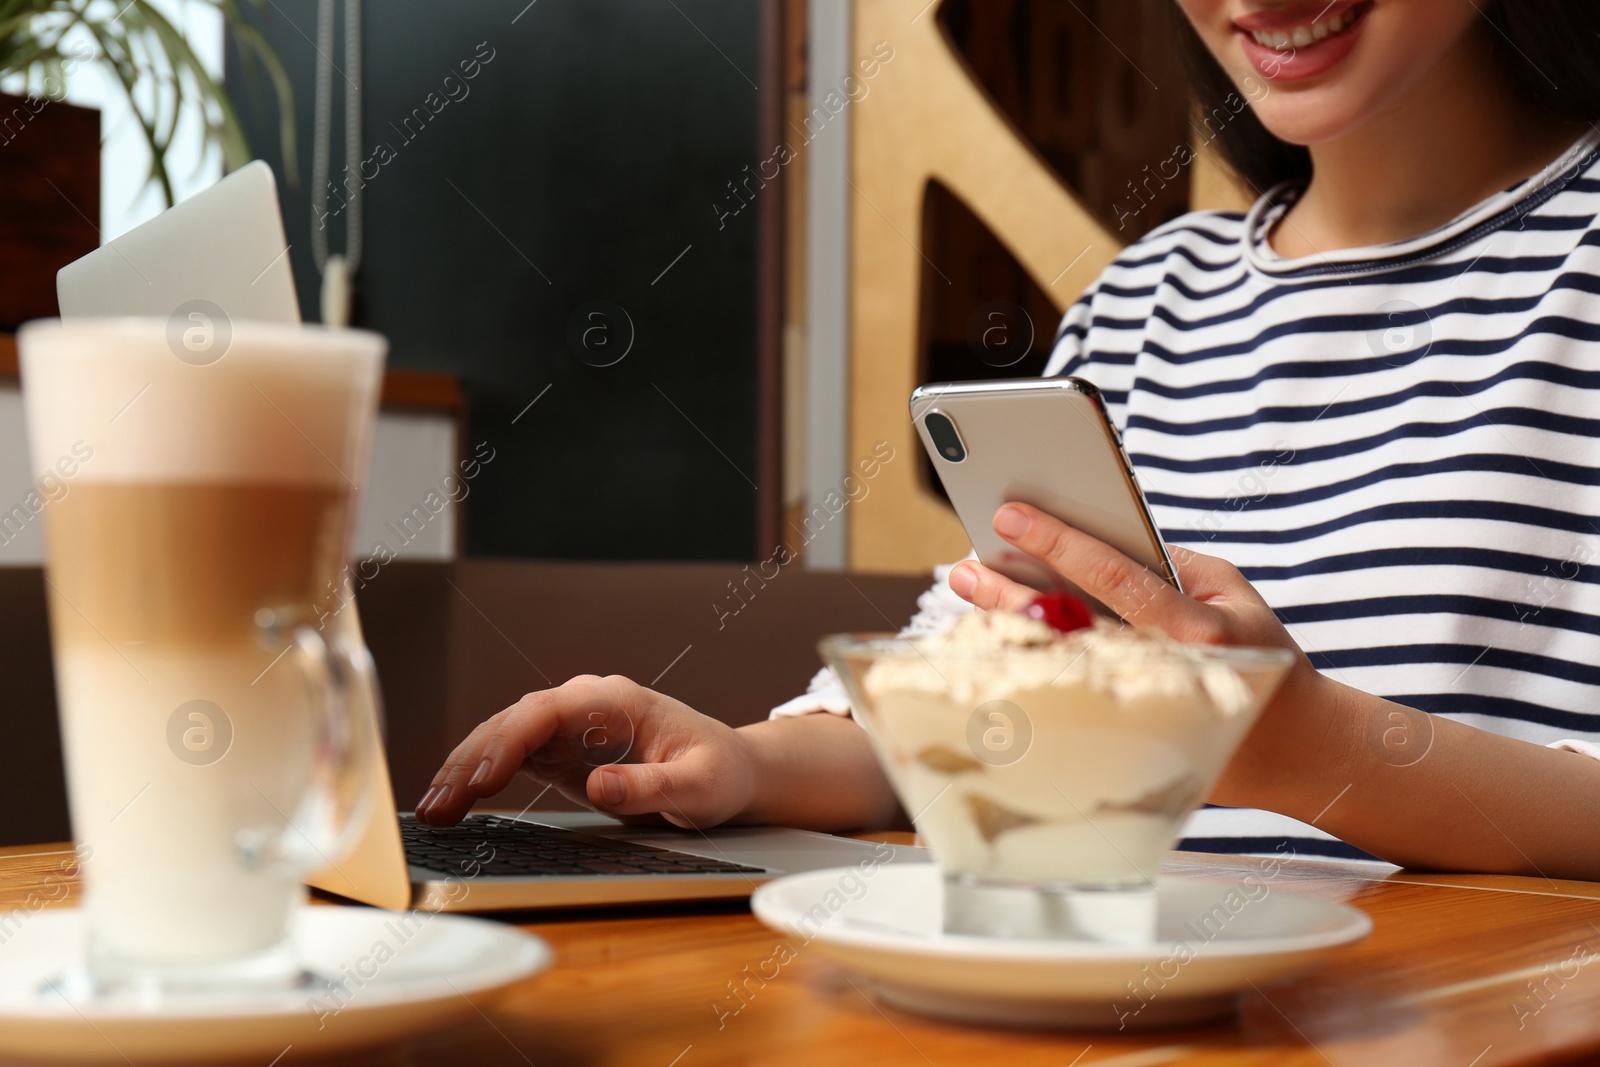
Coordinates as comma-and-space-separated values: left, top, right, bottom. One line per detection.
945, 501, 1330, 811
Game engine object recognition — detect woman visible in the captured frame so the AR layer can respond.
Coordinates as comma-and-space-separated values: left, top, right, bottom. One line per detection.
418, 0, 1600, 879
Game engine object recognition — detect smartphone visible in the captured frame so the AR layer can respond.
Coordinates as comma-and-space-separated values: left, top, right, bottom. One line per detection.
910, 377, 1181, 605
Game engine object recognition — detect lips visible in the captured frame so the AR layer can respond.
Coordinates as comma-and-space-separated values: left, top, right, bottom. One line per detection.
1234, 1, 1372, 82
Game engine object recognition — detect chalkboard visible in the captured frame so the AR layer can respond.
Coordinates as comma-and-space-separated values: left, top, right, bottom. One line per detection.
226, 0, 775, 560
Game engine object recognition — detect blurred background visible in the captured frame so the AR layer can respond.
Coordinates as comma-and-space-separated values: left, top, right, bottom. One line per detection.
0, 0, 1250, 842
2, 0, 1249, 572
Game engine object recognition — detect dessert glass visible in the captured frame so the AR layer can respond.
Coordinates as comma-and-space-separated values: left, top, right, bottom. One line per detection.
821, 619, 1293, 945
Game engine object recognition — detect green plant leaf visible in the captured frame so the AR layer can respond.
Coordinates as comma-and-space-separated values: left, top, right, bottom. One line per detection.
1, 0, 296, 207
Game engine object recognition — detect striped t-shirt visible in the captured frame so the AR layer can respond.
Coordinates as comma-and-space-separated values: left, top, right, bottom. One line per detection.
775, 130, 1600, 862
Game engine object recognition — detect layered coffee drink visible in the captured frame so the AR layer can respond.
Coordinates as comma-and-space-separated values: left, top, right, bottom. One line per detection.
21, 318, 383, 983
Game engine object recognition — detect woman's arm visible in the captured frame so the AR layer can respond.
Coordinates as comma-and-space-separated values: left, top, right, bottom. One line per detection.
1247, 674, 1600, 880
950, 502, 1600, 881
736, 713, 907, 831
415, 672, 905, 833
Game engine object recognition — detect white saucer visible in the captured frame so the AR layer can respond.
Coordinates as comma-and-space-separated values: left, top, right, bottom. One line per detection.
0, 906, 551, 1064
751, 865, 1370, 1030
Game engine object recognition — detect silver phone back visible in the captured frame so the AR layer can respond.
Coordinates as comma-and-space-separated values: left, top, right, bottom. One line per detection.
910, 378, 1179, 600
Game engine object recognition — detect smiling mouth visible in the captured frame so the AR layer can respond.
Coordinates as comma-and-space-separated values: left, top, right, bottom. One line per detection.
1240, 1, 1371, 51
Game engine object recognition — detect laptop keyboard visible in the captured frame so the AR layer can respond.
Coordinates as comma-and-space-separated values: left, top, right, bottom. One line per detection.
400, 814, 767, 878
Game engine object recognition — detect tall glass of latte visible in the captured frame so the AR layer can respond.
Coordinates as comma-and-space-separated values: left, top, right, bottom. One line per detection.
19, 317, 384, 995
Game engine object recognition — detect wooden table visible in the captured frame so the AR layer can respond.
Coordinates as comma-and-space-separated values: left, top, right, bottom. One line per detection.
4, 838, 1599, 1066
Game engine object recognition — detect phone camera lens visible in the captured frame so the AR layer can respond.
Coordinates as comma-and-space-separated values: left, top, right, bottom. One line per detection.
924, 411, 966, 463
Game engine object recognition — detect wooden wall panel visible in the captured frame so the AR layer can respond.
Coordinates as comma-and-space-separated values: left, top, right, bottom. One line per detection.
844, 0, 1250, 574
847, 0, 1118, 573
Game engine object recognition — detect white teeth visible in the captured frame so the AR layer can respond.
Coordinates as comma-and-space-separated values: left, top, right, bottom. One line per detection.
1249, 6, 1359, 51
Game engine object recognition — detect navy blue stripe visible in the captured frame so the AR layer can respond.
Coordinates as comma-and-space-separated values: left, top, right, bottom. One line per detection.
1149, 220, 1242, 247
1155, 270, 1252, 306
1132, 407, 1600, 474
1273, 595, 1600, 638
1128, 360, 1600, 439
1149, 455, 1600, 515
1518, 214, 1596, 231
1177, 836, 1382, 862
1098, 275, 1262, 307
1094, 282, 1159, 301
1376, 232, 1600, 278
1172, 499, 1600, 547
1402, 692, 1600, 734
1142, 269, 1600, 337
1156, 271, 1263, 305
1113, 242, 1240, 274
1130, 240, 1600, 313
1313, 642, 1600, 689
1060, 349, 1137, 371
1203, 366, 1596, 434
1120, 329, 1600, 402
1053, 353, 1089, 378
1087, 314, 1165, 333
1237, 546, 1600, 585
1131, 313, 1600, 369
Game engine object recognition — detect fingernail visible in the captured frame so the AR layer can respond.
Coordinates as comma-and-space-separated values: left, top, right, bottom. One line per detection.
994, 506, 1030, 540
469, 758, 493, 790
596, 768, 626, 807
433, 784, 455, 815
416, 786, 439, 815
948, 565, 976, 599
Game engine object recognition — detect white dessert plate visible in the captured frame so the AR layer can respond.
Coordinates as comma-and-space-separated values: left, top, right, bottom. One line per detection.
751, 865, 1370, 1030
0, 905, 551, 1064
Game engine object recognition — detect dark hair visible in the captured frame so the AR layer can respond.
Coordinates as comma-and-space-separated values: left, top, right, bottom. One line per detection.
1165, 1, 1600, 195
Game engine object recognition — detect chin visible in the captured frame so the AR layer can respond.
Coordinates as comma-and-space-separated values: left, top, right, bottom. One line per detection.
1247, 89, 1387, 148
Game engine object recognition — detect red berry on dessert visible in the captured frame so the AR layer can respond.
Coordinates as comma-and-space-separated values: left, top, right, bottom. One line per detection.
1024, 593, 1094, 634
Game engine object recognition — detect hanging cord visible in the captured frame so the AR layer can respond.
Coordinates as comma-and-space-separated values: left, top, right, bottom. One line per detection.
311, 0, 362, 324
342, 0, 363, 273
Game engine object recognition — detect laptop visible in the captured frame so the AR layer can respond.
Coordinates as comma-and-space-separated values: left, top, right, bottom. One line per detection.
56, 162, 928, 912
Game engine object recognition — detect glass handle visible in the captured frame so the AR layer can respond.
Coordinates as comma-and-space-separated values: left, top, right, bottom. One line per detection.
243, 614, 372, 875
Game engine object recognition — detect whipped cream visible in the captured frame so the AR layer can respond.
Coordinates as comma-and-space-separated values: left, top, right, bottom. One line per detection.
864, 611, 1255, 714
